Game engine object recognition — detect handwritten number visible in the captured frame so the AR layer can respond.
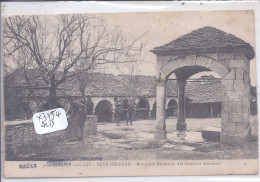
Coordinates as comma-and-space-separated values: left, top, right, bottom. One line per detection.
56, 111, 61, 118
37, 110, 62, 129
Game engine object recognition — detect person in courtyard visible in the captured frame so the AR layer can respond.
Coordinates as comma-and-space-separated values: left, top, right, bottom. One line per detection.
67, 101, 86, 117
67, 101, 88, 141
86, 95, 94, 115
114, 97, 123, 126
127, 99, 136, 125
78, 106, 88, 140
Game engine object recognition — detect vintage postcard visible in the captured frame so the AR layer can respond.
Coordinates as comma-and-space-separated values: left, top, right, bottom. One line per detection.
2, 10, 258, 177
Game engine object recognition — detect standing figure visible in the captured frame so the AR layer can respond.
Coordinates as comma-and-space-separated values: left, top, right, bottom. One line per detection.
78, 107, 88, 140
67, 101, 86, 117
86, 95, 94, 115
127, 99, 136, 125
67, 101, 87, 141
114, 97, 123, 126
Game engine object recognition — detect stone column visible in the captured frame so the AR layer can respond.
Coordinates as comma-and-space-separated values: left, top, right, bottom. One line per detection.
154, 79, 167, 139
210, 104, 213, 118
177, 80, 187, 131
148, 110, 152, 119
220, 53, 251, 146
112, 110, 115, 123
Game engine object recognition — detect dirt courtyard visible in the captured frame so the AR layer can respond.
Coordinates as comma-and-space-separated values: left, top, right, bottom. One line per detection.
15, 117, 258, 161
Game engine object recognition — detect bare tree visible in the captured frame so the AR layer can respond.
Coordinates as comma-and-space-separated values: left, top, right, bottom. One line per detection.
75, 68, 95, 104
120, 61, 142, 99
4, 46, 45, 119
114, 41, 146, 101
71, 16, 147, 105
3, 14, 147, 109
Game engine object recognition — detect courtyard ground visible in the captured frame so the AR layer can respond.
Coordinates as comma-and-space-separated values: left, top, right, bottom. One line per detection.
16, 117, 258, 161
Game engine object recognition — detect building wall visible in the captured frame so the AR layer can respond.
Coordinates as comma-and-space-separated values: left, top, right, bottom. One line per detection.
186, 102, 221, 118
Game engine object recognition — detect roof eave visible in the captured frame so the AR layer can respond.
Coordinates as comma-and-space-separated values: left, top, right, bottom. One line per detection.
151, 45, 255, 60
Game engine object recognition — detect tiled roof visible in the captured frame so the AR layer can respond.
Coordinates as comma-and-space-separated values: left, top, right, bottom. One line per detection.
4, 70, 224, 103
60, 73, 158, 97
186, 82, 222, 103
151, 26, 255, 60
60, 73, 222, 103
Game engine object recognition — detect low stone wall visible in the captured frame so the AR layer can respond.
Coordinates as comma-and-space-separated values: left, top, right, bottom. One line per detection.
84, 115, 98, 135
4, 115, 97, 160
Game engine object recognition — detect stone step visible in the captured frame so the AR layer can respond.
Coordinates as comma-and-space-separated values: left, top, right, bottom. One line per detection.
201, 127, 221, 142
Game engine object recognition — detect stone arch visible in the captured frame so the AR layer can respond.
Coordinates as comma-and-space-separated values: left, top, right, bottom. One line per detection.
94, 100, 113, 122
160, 55, 229, 80
136, 98, 150, 120
166, 97, 178, 107
137, 99, 150, 108
166, 99, 178, 118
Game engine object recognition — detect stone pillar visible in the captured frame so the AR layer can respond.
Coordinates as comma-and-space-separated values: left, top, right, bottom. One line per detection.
220, 54, 251, 146
148, 110, 152, 119
177, 80, 187, 131
210, 104, 213, 118
154, 79, 167, 139
112, 112, 115, 123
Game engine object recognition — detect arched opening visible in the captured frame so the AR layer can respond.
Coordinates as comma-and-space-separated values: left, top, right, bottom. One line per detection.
94, 100, 113, 122
152, 26, 254, 145
136, 98, 150, 120
151, 102, 156, 119
164, 64, 224, 124
185, 72, 221, 118
166, 99, 178, 118
166, 65, 222, 131
166, 66, 212, 80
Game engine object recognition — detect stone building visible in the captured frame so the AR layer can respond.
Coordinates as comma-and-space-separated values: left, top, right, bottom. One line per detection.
151, 26, 255, 145
5, 70, 240, 122
5, 68, 257, 123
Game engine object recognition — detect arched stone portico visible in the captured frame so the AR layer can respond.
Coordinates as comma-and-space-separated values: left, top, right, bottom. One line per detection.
151, 26, 255, 146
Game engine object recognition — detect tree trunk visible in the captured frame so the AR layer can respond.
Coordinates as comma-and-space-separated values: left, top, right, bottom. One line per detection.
48, 78, 58, 109
82, 90, 87, 105
79, 85, 88, 106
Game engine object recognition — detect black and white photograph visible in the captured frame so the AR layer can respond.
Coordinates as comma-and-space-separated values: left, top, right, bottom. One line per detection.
2, 10, 258, 177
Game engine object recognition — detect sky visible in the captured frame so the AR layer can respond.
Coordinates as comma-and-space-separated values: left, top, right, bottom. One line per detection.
95, 10, 256, 86
3, 10, 257, 86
